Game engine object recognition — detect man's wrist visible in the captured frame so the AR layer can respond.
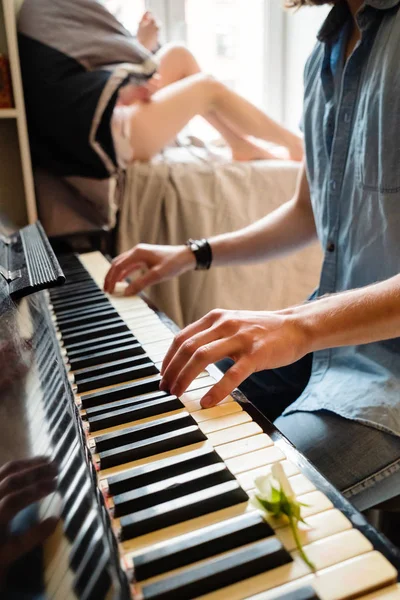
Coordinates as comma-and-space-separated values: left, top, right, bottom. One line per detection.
178, 244, 197, 270
280, 302, 323, 356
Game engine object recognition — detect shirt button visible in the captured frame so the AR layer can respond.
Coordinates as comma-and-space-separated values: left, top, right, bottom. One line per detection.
344, 112, 351, 123
327, 241, 335, 253
330, 180, 337, 191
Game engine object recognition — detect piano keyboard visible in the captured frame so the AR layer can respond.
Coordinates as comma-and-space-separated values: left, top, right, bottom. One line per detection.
47, 250, 400, 600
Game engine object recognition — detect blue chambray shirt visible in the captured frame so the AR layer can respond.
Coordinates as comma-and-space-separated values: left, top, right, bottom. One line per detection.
283, 0, 400, 436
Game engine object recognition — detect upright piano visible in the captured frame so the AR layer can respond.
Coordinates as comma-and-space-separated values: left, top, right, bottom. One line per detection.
2, 222, 400, 600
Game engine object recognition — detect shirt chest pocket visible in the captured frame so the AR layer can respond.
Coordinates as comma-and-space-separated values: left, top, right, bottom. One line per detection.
355, 77, 400, 194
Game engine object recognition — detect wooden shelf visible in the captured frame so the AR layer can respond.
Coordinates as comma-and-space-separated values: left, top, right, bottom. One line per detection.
0, 0, 37, 225
0, 107, 17, 118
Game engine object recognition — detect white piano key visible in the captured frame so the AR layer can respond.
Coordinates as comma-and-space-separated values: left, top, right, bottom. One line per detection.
215, 434, 274, 461
192, 402, 243, 423
200, 411, 253, 434
358, 584, 400, 599
225, 446, 287, 475
276, 508, 352, 552
249, 551, 398, 600
207, 421, 264, 447
237, 461, 301, 490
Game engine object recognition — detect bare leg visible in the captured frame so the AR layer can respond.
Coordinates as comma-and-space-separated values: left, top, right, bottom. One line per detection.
156, 44, 293, 161
126, 45, 303, 161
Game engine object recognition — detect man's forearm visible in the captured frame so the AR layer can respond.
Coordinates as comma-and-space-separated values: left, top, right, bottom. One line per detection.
288, 274, 400, 352
209, 163, 318, 267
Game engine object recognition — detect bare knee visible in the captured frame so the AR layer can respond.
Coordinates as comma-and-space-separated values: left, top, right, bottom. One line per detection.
156, 42, 195, 64
156, 42, 201, 81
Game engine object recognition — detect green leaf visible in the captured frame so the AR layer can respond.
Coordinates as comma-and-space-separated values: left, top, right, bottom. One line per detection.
253, 473, 316, 572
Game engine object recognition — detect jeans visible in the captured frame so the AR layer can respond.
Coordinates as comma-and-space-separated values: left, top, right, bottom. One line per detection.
217, 356, 400, 511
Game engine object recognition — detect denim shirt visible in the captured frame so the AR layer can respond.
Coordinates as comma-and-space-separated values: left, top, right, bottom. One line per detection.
283, 0, 400, 436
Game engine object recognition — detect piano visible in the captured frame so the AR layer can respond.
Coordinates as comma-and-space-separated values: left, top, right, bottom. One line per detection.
2, 221, 400, 600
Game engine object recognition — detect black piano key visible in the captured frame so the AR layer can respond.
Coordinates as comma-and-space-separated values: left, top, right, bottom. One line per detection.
88, 396, 184, 431
74, 354, 151, 381
272, 587, 321, 600
53, 301, 114, 320
65, 331, 136, 354
51, 292, 107, 311
141, 537, 291, 600
99, 425, 206, 469
68, 340, 144, 370
81, 375, 162, 409
120, 480, 248, 540
57, 308, 118, 331
86, 390, 170, 418
50, 281, 99, 300
54, 299, 110, 318
94, 412, 195, 452
77, 362, 159, 393
61, 319, 128, 344
50, 287, 103, 304
107, 444, 221, 496
113, 462, 234, 517
52, 277, 92, 291
134, 512, 274, 581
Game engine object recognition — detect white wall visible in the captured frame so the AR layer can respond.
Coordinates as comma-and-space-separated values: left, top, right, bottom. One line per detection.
283, 5, 330, 131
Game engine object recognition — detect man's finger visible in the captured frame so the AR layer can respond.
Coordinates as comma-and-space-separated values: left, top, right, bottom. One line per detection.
106, 262, 142, 294
0, 517, 58, 566
167, 338, 240, 398
200, 359, 253, 408
160, 324, 229, 391
104, 256, 140, 293
124, 266, 164, 296
160, 311, 221, 377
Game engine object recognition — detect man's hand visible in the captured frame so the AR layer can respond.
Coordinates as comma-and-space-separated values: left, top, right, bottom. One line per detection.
159, 308, 309, 408
0, 457, 58, 585
137, 11, 160, 52
104, 243, 196, 296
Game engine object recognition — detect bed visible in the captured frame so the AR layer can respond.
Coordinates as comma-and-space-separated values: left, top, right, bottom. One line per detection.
36, 142, 322, 327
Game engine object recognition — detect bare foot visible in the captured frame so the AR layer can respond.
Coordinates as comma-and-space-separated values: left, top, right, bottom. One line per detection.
231, 138, 281, 162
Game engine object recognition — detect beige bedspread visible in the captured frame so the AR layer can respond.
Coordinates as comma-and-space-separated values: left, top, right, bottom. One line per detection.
118, 145, 322, 327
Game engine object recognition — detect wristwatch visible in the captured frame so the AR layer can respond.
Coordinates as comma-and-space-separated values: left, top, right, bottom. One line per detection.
185, 238, 213, 270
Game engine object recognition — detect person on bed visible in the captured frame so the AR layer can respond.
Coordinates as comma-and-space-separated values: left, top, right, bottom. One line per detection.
104, 0, 400, 512
17, 0, 302, 182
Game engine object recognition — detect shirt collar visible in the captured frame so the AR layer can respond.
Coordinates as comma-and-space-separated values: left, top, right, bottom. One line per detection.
318, 0, 400, 43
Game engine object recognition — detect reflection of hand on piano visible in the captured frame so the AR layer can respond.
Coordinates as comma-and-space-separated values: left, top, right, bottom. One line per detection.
103, 243, 195, 296
160, 308, 309, 409
0, 457, 58, 586
0, 339, 32, 393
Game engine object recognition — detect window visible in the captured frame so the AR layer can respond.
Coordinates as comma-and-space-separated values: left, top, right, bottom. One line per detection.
184, 0, 265, 109
102, 0, 146, 34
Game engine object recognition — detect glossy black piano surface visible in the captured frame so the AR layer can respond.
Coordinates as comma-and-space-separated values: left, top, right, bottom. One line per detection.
1, 242, 400, 600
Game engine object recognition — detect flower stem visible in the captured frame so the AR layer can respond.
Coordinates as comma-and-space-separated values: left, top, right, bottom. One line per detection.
288, 514, 316, 572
